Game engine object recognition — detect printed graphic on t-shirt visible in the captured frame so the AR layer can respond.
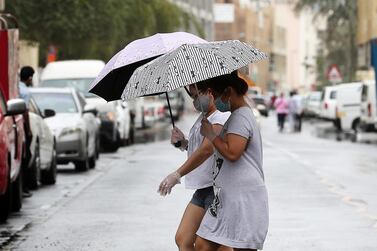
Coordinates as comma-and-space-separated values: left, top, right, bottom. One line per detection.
209, 156, 224, 217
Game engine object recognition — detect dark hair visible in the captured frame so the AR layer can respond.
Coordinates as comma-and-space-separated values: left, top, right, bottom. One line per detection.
207, 71, 248, 96
20, 66, 35, 81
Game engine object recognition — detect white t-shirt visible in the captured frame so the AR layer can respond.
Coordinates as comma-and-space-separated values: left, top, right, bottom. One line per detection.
185, 110, 230, 189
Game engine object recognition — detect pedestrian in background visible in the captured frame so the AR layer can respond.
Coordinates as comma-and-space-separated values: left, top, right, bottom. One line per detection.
197, 71, 269, 251
274, 92, 288, 132
19, 66, 34, 198
288, 91, 297, 132
293, 90, 303, 132
158, 82, 232, 251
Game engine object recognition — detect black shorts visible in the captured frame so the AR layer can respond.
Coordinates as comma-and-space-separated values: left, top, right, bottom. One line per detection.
190, 186, 214, 210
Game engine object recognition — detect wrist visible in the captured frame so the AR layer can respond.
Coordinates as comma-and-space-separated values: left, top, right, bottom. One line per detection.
207, 131, 217, 141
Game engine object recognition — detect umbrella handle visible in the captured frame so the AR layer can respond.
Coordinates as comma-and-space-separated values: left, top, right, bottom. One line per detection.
165, 92, 182, 148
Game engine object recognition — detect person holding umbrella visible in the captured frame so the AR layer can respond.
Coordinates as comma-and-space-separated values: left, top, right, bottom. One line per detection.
193, 71, 269, 251
160, 82, 232, 251
121, 40, 268, 250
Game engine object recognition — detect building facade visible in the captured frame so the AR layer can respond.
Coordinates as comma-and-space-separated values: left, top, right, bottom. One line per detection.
171, 0, 215, 41
357, 0, 377, 81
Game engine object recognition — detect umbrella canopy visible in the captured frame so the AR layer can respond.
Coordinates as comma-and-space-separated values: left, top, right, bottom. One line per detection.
121, 40, 267, 101
89, 32, 207, 101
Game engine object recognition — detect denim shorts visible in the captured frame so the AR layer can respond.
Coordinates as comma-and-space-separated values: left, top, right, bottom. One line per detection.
190, 186, 214, 210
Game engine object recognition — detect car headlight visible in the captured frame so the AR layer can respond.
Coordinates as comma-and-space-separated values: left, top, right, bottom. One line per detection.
59, 127, 82, 137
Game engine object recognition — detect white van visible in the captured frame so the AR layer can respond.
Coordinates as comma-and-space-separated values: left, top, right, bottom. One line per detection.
359, 80, 376, 132
40, 60, 133, 151
335, 82, 363, 132
320, 86, 338, 121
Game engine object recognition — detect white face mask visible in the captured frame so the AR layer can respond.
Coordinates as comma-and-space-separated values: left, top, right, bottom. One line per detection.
193, 94, 211, 113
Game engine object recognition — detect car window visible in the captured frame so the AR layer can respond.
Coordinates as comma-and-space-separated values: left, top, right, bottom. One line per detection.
77, 92, 87, 109
361, 85, 368, 102
28, 98, 41, 115
31, 92, 78, 113
0, 90, 6, 114
40, 78, 96, 98
330, 91, 336, 99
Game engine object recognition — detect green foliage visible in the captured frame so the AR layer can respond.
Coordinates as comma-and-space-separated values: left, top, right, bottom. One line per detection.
295, 0, 358, 84
5, 0, 192, 65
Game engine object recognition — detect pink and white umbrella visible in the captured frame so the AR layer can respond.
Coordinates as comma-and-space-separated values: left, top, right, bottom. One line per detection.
89, 32, 207, 101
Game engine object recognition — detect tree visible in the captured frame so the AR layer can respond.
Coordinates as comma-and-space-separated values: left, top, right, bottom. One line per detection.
5, 0, 193, 65
295, 0, 358, 84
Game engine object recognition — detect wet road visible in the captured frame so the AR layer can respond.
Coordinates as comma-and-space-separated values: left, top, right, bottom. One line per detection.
1, 112, 377, 250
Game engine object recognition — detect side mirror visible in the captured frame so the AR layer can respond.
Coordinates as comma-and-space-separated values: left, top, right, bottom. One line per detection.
43, 109, 56, 118
6, 99, 27, 116
83, 105, 98, 116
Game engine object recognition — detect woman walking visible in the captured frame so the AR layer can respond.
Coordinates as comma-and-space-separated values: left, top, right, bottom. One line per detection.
274, 92, 288, 132
196, 71, 269, 251
158, 82, 232, 251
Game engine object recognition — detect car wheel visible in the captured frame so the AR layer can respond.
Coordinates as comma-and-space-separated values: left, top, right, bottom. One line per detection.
41, 144, 57, 185
0, 157, 11, 223
75, 157, 89, 172
128, 126, 134, 145
11, 167, 23, 212
27, 141, 41, 190
89, 154, 96, 169
95, 136, 100, 160
106, 131, 120, 152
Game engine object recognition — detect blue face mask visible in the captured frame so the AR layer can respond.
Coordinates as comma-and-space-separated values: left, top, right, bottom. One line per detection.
214, 96, 230, 112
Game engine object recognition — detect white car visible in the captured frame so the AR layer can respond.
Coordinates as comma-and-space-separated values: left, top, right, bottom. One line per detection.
335, 82, 363, 133
26, 97, 57, 188
304, 91, 322, 117
116, 101, 132, 145
143, 97, 166, 127
40, 60, 133, 151
30, 88, 100, 171
359, 80, 376, 132
320, 86, 338, 122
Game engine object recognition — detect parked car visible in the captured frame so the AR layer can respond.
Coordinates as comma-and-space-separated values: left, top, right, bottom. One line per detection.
320, 86, 338, 123
143, 97, 166, 127
30, 88, 99, 171
26, 97, 57, 189
39, 60, 133, 151
128, 97, 145, 130
248, 86, 262, 96
158, 90, 185, 120
0, 91, 26, 222
303, 91, 322, 118
335, 82, 363, 135
358, 80, 376, 132
250, 95, 269, 117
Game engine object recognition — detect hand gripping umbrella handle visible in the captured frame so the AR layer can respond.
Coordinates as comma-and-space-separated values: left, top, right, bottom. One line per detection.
165, 92, 182, 148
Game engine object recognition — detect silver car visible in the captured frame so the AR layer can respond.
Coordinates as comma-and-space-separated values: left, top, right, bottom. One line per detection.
30, 88, 100, 171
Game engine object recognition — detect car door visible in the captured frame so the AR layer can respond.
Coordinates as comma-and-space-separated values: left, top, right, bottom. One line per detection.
29, 98, 54, 168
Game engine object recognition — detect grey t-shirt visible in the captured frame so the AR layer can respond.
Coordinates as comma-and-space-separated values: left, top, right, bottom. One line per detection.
197, 106, 269, 250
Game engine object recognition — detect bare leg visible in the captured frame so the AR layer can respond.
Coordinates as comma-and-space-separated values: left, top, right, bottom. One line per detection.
175, 203, 206, 251
195, 236, 221, 251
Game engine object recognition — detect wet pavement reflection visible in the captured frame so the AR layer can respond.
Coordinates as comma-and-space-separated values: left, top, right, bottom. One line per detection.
134, 120, 172, 144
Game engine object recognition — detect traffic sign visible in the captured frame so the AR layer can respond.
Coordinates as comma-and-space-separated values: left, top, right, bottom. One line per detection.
327, 64, 342, 84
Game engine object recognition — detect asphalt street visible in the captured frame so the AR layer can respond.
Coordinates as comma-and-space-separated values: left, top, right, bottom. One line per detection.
1, 112, 377, 250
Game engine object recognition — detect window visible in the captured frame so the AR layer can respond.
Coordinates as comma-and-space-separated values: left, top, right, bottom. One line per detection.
31, 92, 78, 113
330, 91, 337, 99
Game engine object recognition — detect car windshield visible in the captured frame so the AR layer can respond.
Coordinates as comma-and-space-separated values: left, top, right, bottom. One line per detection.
253, 97, 265, 105
41, 78, 96, 98
31, 92, 78, 113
